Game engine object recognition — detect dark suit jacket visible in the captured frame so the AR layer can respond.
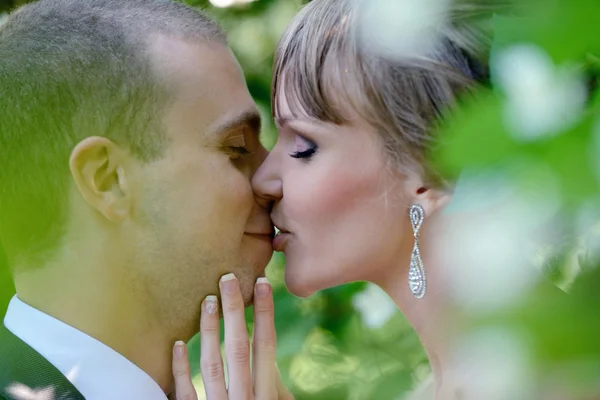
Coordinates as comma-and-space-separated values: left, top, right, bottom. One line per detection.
0, 323, 85, 400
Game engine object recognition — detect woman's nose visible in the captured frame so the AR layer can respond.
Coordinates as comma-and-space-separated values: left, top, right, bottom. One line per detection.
252, 150, 283, 209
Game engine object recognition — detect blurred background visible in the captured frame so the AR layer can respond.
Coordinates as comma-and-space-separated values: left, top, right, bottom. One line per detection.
1, 0, 599, 399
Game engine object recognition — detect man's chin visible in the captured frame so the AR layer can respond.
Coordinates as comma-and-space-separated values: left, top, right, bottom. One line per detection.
237, 274, 260, 307
244, 292, 256, 308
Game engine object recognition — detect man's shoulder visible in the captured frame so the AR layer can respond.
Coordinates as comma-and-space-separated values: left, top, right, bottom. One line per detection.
0, 323, 85, 400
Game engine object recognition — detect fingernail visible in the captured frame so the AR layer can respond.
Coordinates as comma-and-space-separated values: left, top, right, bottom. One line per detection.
204, 295, 218, 314
220, 273, 238, 294
174, 341, 186, 359
221, 273, 236, 282
255, 277, 270, 297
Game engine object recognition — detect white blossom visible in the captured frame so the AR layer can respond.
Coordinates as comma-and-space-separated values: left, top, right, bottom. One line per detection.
448, 327, 534, 400
493, 44, 587, 140
435, 167, 560, 313
209, 0, 256, 8
352, 283, 398, 328
356, 0, 450, 60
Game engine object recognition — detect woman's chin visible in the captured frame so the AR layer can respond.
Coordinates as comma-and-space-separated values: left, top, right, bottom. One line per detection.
284, 267, 320, 298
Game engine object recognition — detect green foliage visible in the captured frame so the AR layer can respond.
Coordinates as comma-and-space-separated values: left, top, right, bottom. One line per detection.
0, 246, 14, 318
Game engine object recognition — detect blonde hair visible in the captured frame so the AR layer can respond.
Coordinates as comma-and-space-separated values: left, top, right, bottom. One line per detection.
273, 0, 498, 186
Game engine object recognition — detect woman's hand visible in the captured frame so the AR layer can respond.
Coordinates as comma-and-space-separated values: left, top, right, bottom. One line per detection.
170, 273, 294, 400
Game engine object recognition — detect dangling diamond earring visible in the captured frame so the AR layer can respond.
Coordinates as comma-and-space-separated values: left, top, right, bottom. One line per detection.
408, 204, 427, 299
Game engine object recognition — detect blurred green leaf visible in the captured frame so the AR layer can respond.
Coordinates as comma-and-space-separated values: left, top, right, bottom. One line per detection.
432, 90, 516, 177
493, 0, 600, 64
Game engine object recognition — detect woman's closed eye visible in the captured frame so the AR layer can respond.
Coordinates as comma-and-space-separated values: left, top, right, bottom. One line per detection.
290, 135, 318, 160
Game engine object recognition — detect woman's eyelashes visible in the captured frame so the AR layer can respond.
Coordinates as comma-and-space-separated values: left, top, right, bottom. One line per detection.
289, 135, 318, 160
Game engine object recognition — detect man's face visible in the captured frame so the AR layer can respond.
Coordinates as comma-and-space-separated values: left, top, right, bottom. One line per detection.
128, 37, 273, 334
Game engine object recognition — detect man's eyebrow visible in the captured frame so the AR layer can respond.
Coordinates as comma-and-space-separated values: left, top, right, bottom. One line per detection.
211, 109, 262, 136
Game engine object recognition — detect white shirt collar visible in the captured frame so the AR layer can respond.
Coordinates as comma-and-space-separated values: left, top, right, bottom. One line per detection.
3, 295, 168, 400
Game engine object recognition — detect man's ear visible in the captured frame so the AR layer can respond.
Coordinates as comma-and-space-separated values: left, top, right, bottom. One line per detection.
69, 137, 131, 223
403, 169, 451, 217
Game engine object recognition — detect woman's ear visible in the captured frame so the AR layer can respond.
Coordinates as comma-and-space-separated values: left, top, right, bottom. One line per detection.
403, 170, 451, 217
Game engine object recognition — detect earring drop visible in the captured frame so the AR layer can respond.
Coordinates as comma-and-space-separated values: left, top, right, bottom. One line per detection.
408, 204, 427, 299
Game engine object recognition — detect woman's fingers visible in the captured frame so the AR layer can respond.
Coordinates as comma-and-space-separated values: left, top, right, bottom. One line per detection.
172, 341, 199, 400
195, 273, 292, 400
275, 364, 295, 400
251, 277, 278, 399
200, 295, 228, 400
220, 273, 253, 399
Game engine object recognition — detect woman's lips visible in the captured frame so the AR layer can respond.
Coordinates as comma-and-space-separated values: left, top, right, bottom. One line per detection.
272, 231, 291, 252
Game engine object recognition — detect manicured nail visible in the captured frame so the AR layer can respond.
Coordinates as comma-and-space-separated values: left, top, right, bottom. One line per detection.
204, 295, 218, 314
255, 277, 270, 297
174, 340, 186, 359
220, 273, 238, 294
221, 273, 236, 282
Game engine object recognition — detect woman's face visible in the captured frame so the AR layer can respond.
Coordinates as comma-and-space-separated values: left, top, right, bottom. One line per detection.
252, 89, 416, 297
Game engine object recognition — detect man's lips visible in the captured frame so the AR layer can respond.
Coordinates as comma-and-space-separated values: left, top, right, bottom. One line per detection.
245, 230, 276, 240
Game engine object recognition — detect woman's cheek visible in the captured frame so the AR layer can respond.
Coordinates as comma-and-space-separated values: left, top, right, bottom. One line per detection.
288, 165, 375, 224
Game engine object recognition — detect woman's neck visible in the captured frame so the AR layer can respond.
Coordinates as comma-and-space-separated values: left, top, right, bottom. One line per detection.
374, 219, 465, 399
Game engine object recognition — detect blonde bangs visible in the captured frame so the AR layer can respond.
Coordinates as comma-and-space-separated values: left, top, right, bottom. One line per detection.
272, 0, 368, 125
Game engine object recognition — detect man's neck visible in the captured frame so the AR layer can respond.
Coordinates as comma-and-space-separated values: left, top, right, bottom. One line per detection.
14, 258, 177, 395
